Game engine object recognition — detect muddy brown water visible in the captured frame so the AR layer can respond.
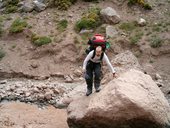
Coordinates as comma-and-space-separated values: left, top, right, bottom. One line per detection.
0, 102, 69, 128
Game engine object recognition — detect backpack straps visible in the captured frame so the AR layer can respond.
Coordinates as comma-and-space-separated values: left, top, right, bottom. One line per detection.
91, 50, 96, 59
91, 50, 104, 61
100, 52, 104, 60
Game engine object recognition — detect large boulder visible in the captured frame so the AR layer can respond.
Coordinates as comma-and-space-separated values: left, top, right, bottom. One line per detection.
111, 50, 142, 73
100, 7, 121, 24
67, 69, 170, 128
102, 50, 142, 84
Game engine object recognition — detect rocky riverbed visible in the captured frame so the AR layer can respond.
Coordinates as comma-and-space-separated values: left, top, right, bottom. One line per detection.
0, 78, 85, 108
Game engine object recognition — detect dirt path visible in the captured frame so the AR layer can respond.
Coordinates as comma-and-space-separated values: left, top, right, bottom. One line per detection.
0, 102, 69, 128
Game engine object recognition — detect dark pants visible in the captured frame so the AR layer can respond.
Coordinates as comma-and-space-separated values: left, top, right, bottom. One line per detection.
85, 61, 101, 91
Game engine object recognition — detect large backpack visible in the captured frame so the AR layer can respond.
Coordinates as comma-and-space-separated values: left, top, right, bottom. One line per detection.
86, 34, 107, 54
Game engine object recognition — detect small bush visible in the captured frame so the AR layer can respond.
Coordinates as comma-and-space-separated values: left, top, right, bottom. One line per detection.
76, 18, 96, 31
0, 16, 4, 23
152, 26, 161, 32
150, 37, 163, 48
75, 7, 101, 31
9, 18, 28, 33
6, 0, 20, 5
129, 31, 143, 44
53, 0, 77, 10
57, 19, 68, 32
31, 34, 52, 46
82, 0, 98, 2
143, 3, 152, 10
70, 0, 77, 3
0, 25, 3, 37
0, 49, 5, 60
128, 0, 152, 10
4, 0, 19, 13
0, 16, 4, 36
5, 5, 18, 13
119, 21, 137, 32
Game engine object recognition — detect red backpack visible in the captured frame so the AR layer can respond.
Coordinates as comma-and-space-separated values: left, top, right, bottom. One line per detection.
86, 34, 106, 54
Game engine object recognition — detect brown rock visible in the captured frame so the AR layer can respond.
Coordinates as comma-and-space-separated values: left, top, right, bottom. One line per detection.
64, 75, 73, 83
67, 69, 170, 128
44, 90, 53, 100
73, 69, 82, 77
50, 72, 64, 78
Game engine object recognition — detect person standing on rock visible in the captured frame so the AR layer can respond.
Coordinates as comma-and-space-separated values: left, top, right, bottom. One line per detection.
83, 46, 116, 96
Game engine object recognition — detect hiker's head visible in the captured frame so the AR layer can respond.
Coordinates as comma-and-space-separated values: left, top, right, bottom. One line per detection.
95, 46, 102, 57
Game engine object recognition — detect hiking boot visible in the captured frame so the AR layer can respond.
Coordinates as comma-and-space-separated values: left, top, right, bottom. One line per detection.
95, 87, 101, 92
86, 89, 92, 96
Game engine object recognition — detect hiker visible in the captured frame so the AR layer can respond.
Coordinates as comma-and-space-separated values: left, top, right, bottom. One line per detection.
85, 34, 110, 54
83, 46, 116, 96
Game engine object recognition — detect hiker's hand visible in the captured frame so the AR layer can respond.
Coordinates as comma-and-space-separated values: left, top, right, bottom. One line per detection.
113, 73, 116, 78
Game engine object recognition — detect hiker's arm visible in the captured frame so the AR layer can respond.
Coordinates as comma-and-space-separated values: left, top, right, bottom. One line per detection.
83, 51, 94, 71
103, 53, 116, 74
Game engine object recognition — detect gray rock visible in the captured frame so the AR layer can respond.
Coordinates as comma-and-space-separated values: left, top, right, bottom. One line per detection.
100, 7, 120, 24
33, 0, 46, 12
21, 2, 34, 13
0, 1, 6, 9
106, 25, 118, 38
79, 29, 93, 34
0, 2, 3, 9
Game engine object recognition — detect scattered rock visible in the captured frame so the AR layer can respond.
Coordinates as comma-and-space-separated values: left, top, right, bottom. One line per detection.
79, 29, 93, 34
25, 92, 31, 97
67, 69, 170, 128
37, 93, 44, 100
73, 69, 82, 77
155, 73, 162, 80
33, 0, 46, 12
32, 87, 39, 93
0, 80, 7, 84
106, 25, 118, 38
100, 7, 121, 24
50, 72, 64, 78
0, 2, 5, 9
64, 75, 73, 83
44, 90, 53, 100
137, 18, 147, 26
31, 62, 38, 68
20, 1, 34, 12
155, 79, 164, 87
